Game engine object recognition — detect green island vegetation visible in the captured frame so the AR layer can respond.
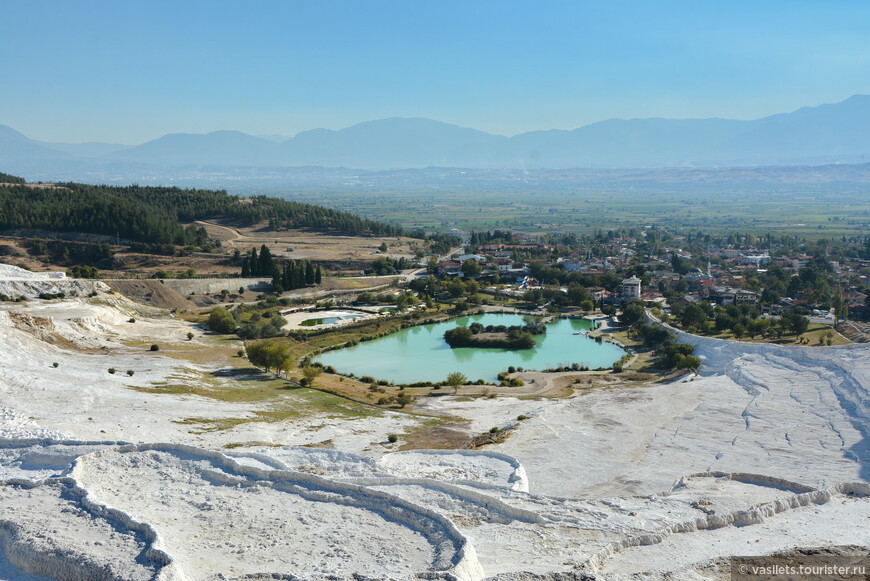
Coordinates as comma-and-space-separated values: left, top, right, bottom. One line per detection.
443, 317, 546, 350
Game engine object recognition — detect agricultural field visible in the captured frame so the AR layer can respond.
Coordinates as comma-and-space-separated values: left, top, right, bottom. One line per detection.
276, 185, 870, 239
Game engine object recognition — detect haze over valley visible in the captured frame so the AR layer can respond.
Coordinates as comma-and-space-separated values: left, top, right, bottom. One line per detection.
1, 2, 869, 580
5, 94, 870, 177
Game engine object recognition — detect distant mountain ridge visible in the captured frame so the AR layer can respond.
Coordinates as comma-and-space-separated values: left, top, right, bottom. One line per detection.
4, 95, 870, 170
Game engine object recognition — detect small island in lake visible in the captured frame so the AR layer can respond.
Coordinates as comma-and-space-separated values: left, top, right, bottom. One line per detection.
443, 319, 547, 350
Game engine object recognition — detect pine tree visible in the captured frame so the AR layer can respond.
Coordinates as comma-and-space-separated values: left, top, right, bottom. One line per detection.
281, 262, 291, 290
259, 244, 274, 277
249, 248, 259, 276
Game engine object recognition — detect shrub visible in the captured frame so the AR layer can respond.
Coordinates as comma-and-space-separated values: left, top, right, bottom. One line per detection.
396, 392, 413, 408
387, 434, 399, 443
128, 318, 136, 323
38, 292, 65, 300
517, 414, 528, 421
108, 368, 116, 374
126, 370, 134, 376
149, 344, 159, 351
67, 265, 101, 279
52, 362, 59, 368
187, 332, 194, 340
207, 306, 237, 334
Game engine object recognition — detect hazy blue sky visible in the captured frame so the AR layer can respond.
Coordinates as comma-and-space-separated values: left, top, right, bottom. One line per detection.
4, 0, 870, 143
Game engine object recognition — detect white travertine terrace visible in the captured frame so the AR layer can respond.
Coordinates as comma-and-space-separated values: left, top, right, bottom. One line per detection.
0, 266, 867, 579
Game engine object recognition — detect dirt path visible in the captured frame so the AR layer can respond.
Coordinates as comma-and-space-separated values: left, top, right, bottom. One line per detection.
194, 221, 244, 242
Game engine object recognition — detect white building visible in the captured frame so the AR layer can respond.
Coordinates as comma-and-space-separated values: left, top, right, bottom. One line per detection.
620, 275, 642, 300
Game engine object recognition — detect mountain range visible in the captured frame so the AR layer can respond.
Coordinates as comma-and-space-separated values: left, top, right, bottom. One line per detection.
4, 95, 870, 173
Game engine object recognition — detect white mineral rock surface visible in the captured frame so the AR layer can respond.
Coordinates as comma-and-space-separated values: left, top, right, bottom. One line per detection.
0, 267, 867, 580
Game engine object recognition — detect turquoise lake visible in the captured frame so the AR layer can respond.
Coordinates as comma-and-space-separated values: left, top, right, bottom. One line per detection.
315, 313, 625, 384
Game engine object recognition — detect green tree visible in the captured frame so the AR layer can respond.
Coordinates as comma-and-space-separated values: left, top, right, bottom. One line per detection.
395, 293, 412, 311
301, 365, 322, 387
445, 371, 467, 394
831, 287, 845, 322
447, 281, 465, 298
207, 306, 237, 334
249, 247, 259, 276
781, 311, 810, 336
247, 341, 292, 375
679, 303, 710, 330
259, 244, 275, 277
620, 301, 646, 327
461, 259, 482, 278
567, 282, 591, 306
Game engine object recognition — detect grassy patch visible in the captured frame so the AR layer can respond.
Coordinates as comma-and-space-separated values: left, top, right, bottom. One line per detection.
320, 277, 397, 290
709, 323, 848, 346
398, 418, 471, 451
172, 387, 384, 434
223, 441, 283, 449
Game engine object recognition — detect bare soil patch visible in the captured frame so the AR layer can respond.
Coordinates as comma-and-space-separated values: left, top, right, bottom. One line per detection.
195, 220, 420, 266
105, 280, 199, 310
399, 420, 472, 450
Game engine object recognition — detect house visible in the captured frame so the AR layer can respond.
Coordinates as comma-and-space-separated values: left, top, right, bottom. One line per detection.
561, 259, 583, 272
710, 287, 758, 305
641, 290, 667, 305
437, 260, 462, 277
455, 254, 486, 263
738, 253, 770, 266
620, 276, 642, 300
586, 286, 611, 302
494, 259, 513, 273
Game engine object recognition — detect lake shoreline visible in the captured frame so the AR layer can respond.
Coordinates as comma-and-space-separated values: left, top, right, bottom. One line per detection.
316, 312, 626, 385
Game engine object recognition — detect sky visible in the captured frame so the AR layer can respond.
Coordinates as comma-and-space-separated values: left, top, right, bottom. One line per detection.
3, 0, 870, 144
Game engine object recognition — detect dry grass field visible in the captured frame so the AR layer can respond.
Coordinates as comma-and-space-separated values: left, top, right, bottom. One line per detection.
195, 220, 419, 264
0, 219, 422, 280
